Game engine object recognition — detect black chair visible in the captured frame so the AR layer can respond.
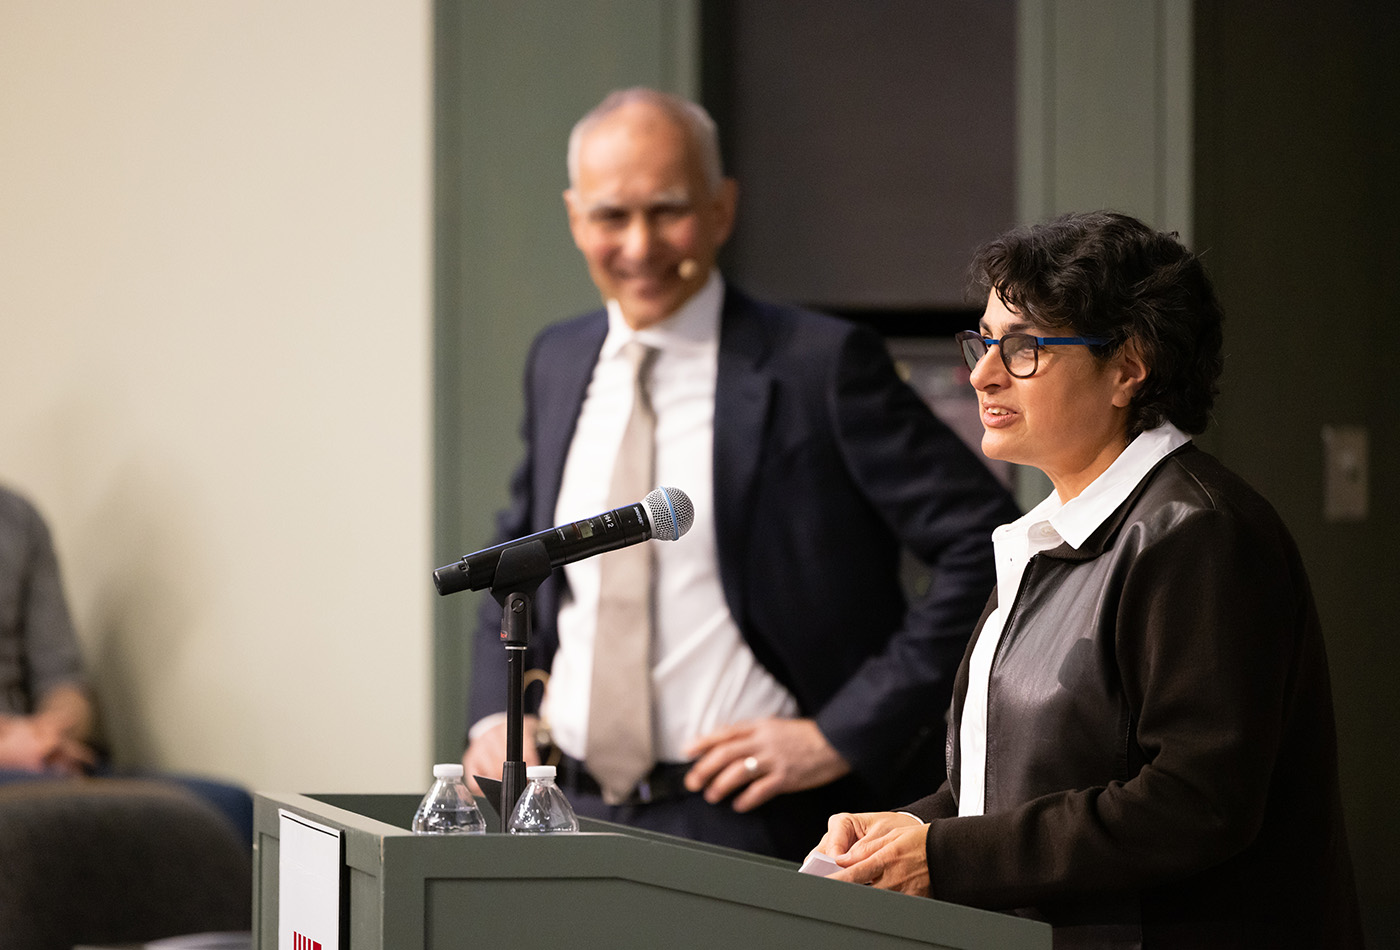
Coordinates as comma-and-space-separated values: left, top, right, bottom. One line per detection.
0, 778, 251, 950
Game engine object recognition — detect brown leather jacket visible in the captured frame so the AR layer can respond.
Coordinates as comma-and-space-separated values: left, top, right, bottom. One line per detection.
906, 444, 1361, 949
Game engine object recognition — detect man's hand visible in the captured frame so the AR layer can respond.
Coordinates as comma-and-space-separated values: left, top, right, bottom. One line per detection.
0, 714, 61, 771
813, 810, 931, 896
461, 715, 540, 795
683, 717, 850, 812
0, 710, 97, 775
48, 735, 97, 774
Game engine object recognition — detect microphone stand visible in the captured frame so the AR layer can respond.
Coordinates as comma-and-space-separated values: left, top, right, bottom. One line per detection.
487, 539, 553, 832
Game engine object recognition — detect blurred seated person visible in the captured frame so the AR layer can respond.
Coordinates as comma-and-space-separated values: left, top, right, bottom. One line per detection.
811, 211, 1361, 948
0, 483, 252, 846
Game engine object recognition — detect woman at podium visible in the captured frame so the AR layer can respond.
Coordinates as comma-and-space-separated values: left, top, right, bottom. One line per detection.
811, 211, 1360, 948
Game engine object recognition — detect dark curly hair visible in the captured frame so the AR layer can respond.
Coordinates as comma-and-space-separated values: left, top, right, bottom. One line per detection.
968, 211, 1224, 436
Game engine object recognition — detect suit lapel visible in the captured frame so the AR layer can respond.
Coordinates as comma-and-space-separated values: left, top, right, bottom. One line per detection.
713, 289, 773, 622
535, 311, 608, 528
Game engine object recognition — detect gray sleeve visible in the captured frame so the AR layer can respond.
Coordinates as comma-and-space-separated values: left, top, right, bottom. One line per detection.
0, 488, 86, 713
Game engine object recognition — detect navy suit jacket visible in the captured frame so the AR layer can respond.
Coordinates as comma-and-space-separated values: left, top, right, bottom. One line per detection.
469, 286, 1018, 809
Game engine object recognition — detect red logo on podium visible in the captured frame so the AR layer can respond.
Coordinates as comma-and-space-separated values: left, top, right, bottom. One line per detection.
293, 934, 322, 950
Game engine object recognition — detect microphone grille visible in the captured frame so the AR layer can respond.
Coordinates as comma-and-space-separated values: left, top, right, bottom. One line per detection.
643, 486, 694, 542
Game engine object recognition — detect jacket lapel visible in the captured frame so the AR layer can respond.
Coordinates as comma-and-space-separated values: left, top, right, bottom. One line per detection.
1041, 443, 1198, 564
535, 312, 608, 528
713, 289, 773, 623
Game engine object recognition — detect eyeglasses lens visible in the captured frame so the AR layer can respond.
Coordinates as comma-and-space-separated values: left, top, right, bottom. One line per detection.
958, 335, 987, 372
1002, 335, 1037, 377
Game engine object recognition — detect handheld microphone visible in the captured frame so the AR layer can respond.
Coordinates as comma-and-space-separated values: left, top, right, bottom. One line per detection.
433, 486, 694, 595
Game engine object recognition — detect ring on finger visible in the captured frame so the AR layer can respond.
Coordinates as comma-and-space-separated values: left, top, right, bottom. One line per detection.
743, 755, 761, 776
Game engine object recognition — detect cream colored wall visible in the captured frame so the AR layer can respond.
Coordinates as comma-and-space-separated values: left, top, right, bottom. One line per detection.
0, 2, 432, 792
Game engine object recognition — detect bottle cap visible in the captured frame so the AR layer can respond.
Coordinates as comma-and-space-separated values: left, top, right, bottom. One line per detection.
525, 765, 557, 779
433, 763, 465, 779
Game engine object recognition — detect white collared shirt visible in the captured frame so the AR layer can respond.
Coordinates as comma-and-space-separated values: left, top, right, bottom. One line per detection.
543, 273, 798, 763
957, 423, 1191, 816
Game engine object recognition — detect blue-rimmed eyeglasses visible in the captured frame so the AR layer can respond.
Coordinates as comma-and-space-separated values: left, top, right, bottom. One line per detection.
955, 330, 1110, 379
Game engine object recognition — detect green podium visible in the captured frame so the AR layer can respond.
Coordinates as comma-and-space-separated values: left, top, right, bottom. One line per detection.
253, 791, 1049, 950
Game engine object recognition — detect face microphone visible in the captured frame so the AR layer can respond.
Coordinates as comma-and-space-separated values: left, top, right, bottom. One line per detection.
433, 486, 694, 596
677, 258, 699, 280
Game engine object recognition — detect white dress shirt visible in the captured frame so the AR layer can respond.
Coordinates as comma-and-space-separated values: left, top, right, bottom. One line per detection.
958, 423, 1190, 816
543, 273, 798, 764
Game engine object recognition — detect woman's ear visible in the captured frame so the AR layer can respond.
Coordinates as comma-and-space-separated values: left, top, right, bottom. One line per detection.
1112, 339, 1150, 409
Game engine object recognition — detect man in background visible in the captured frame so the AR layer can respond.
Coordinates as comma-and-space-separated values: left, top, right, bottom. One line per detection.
0, 483, 252, 845
0, 486, 96, 777
463, 88, 1018, 860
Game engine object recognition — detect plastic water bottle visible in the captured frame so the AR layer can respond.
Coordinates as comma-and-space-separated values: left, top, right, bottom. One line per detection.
411, 763, 487, 835
507, 765, 579, 834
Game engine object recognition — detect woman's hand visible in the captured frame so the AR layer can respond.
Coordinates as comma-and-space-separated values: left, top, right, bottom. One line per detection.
813, 810, 932, 896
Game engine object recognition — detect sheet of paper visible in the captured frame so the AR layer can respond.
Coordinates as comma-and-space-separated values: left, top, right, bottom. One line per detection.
278, 810, 343, 950
798, 851, 841, 876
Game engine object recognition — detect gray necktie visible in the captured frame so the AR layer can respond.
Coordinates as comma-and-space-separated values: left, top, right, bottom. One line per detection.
586, 341, 659, 804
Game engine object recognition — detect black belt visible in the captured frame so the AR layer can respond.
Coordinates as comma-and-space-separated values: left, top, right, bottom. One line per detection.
554, 753, 694, 806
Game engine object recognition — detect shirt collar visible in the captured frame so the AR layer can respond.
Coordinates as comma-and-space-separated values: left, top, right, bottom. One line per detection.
1048, 423, 1192, 548
602, 271, 725, 358
996, 423, 1191, 549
